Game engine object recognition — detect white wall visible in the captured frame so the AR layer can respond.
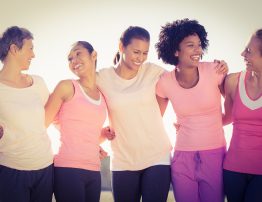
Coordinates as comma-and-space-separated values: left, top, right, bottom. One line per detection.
1, 0, 261, 151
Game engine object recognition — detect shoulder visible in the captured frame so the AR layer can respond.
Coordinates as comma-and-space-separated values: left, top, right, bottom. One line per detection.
199, 62, 217, 72
55, 79, 74, 90
143, 62, 164, 72
98, 66, 113, 75
53, 79, 74, 97
225, 72, 240, 85
224, 72, 240, 94
31, 74, 46, 85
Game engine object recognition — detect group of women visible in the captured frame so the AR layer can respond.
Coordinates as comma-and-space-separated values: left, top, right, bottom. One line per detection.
0, 18, 261, 202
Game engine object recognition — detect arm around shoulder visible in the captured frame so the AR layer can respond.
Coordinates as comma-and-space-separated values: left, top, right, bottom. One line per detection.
45, 80, 74, 127
222, 73, 239, 125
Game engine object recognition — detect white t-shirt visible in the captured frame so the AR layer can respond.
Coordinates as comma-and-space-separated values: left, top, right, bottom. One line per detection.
97, 62, 172, 171
0, 75, 53, 170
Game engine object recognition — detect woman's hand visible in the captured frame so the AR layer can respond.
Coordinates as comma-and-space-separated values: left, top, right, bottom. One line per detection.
99, 146, 108, 160
173, 122, 180, 133
101, 126, 115, 140
0, 125, 3, 139
214, 60, 228, 75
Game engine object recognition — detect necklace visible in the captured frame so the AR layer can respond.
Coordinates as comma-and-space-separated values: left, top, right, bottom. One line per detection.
175, 68, 199, 89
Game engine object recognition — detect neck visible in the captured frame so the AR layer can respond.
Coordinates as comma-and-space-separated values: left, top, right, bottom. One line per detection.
176, 65, 198, 81
0, 63, 24, 81
116, 63, 138, 80
78, 72, 96, 90
249, 70, 262, 85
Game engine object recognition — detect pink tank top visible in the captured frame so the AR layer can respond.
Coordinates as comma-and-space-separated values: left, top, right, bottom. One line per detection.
223, 71, 262, 174
54, 80, 107, 171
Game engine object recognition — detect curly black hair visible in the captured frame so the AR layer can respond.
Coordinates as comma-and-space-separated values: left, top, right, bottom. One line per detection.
155, 18, 209, 66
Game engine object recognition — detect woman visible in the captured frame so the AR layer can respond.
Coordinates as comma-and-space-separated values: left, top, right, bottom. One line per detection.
97, 26, 172, 202
223, 29, 262, 202
45, 41, 107, 202
0, 26, 53, 202
155, 19, 227, 202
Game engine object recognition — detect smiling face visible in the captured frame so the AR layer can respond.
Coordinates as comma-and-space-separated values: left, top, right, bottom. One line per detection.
120, 38, 149, 72
16, 39, 35, 70
68, 44, 96, 77
241, 35, 262, 72
175, 34, 203, 68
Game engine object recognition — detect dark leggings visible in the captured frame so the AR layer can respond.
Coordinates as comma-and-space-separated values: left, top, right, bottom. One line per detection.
112, 165, 171, 202
54, 167, 101, 202
0, 164, 54, 202
223, 169, 262, 202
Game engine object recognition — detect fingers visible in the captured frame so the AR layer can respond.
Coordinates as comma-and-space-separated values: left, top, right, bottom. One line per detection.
102, 126, 116, 140
173, 123, 180, 133
99, 146, 108, 160
0, 125, 3, 139
214, 59, 228, 74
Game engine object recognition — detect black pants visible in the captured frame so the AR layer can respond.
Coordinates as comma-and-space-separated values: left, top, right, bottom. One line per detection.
223, 169, 262, 202
112, 165, 171, 202
54, 167, 101, 202
0, 164, 54, 202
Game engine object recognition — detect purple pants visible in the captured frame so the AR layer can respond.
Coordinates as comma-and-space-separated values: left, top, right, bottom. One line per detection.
171, 147, 225, 202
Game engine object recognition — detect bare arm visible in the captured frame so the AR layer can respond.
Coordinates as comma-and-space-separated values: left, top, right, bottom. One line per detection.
214, 60, 229, 96
45, 80, 74, 127
222, 73, 239, 125
156, 95, 169, 116
0, 125, 3, 139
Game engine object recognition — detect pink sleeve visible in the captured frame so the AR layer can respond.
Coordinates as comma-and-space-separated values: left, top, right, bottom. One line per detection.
207, 62, 226, 85
156, 73, 167, 98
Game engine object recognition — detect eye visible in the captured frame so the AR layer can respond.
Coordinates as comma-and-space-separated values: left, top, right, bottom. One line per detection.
68, 57, 72, 62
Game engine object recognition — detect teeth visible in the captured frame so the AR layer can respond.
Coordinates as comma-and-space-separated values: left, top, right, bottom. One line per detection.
74, 64, 82, 70
191, 55, 200, 61
134, 62, 141, 65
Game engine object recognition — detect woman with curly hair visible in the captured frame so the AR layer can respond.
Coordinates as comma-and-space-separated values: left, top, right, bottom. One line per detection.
155, 19, 228, 202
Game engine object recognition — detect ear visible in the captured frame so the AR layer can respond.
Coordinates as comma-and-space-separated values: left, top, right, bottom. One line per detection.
91, 50, 97, 60
174, 50, 179, 57
9, 44, 19, 55
119, 41, 124, 53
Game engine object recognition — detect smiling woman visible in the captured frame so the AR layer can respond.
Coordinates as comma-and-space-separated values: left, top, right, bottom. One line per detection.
44, 41, 107, 202
0, 26, 53, 202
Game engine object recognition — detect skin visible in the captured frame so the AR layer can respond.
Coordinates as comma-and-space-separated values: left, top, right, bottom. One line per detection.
44, 44, 108, 159
115, 38, 149, 79
156, 34, 228, 116
102, 38, 150, 140
0, 39, 35, 139
0, 39, 35, 88
44, 44, 98, 127
223, 34, 262, 125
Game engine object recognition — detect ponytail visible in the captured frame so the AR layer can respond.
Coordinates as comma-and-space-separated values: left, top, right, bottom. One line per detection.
113, 51, 120, 65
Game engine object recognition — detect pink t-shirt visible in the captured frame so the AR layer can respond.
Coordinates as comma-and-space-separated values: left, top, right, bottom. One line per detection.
223, 71, 262, 175
54, 80, 107, 171
156, 62, 226, 151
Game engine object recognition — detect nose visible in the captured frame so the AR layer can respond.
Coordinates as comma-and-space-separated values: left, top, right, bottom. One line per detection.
138, 53, 147, 63
195, 45, 203, 53
71, 57, 78, 64
241, 50, 245, 57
